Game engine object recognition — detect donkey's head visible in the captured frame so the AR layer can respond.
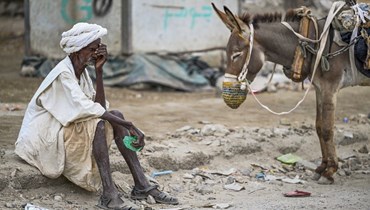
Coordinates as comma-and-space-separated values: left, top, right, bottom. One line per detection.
212, 3, 264, 109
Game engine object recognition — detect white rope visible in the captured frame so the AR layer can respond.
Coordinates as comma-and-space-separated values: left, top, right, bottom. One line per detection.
238, 25, 254, 90
246, 80, 312, 115
238, 23, 254, 91
281, 1, 346, 44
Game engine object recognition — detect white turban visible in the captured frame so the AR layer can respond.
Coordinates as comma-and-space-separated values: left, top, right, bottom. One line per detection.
60, 22, 107, 54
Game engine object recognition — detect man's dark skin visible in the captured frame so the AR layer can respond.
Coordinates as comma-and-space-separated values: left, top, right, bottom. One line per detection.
69, 39, 168, 209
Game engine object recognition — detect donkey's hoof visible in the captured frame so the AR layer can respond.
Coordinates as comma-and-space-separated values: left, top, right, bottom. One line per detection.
312, 173, 321, 181
317, 176, 334, 185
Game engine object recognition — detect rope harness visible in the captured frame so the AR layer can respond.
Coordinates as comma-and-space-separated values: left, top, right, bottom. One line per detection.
224, 23, 255, 90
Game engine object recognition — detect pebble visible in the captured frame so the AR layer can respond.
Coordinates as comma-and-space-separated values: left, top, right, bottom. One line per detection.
358, 145, 369, 154
191, 175, 203, 184
5, 202, 15, 208
195, 185, 214, 195
338, 170, 346, 176
183, 173, 194, 179
54, 195, 63, 201
147, 195, 156, 204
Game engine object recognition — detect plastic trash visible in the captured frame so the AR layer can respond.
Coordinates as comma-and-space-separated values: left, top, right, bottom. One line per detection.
151, 170, 173, 178
24, 203, 49, 210
281, 175, 306, 184
123, 136, 142, 152
255, 172, 266, 181
276, 153, 302, 164
343, 117, 349, 123
283, 190, 311, 197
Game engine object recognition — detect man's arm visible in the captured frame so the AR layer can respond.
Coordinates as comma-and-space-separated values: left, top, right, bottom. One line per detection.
92, 43, 145, 148
100, 111, 133, 129
94, 43, 107, 109
100, 111, 145, 148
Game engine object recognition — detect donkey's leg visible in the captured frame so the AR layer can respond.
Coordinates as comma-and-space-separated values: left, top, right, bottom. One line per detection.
317, 91, 339, 184
313, 89, 328, 181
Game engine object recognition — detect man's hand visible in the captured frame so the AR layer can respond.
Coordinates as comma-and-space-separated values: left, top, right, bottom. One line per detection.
129, 125, 145, 148
95, 43, 107, 71
100, 111, 145, 148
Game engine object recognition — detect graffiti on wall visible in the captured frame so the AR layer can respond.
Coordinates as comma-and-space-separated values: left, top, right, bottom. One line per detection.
61, 0, 112, 24
163, 5, 212, 30
61, 0, 93, 24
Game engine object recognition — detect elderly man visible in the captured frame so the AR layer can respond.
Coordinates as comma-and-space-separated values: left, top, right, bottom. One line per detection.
15, 23, 178, 210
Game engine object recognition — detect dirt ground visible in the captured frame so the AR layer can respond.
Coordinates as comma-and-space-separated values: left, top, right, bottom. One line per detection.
0, 17, 370, 210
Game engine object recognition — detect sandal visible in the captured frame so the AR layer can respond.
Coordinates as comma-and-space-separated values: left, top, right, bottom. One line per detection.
96, 195, 138, 210
131, 185, 179, 205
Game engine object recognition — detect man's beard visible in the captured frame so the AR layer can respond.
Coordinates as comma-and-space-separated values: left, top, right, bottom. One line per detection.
85, 58, 96, 66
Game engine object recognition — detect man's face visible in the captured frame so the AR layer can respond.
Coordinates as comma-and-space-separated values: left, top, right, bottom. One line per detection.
77, 38, 101, 66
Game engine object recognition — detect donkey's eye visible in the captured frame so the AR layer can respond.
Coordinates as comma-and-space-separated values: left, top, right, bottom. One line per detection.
231, 52, 242, 61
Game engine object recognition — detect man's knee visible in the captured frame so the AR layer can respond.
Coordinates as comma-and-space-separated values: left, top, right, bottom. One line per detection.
109, 110, 124, 119
96, 120, 106, 134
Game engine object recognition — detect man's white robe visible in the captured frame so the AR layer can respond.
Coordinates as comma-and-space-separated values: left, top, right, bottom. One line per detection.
15, 56, 107, 191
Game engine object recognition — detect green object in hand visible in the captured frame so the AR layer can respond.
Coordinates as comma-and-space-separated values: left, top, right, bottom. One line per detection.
123, 136, 143, 152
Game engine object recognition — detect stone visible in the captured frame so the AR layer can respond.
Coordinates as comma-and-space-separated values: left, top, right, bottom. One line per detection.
240, 168, 253, 176
147, 195, 156, 204
296, 159, 317, 171
183, 173, 194, 179
339, 131, 368, 145
54, 195, 63, 201
201, 124, 230, 136
195, 184, 214, 195
5, 202, 15, 208
192, 175, 204, 184
224, 182, 245, 191
358, 145, 369, 154
225, 176, 236, 185
176, 125, 193, 132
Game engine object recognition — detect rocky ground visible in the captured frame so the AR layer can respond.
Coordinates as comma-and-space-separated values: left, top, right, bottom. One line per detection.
0, 97, 369, 210
1, 10, 370, 210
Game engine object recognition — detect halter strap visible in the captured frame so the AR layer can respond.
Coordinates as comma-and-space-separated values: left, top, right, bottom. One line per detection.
237, 23, 254, 89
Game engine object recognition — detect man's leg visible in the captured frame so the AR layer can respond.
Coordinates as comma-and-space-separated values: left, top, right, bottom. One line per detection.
93, 120, 127, 208
109, 110, 178, 204
109, 111, 154, 189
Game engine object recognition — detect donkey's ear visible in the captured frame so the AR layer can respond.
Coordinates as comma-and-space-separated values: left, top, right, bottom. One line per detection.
223, 6, 242, 32
224, 6, 250, 35
211, 3, 234, 31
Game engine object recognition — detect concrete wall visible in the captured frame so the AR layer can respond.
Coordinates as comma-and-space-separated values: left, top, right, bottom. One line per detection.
128, 0, 238, 53
29, 0, 237, 58
29, 0, 122, 59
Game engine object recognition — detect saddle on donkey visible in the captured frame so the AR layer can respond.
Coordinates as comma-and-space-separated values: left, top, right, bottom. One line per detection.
332, 0, 370, 77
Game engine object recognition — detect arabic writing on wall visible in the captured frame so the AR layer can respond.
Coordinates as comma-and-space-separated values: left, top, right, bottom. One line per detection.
163, 5, 212, 30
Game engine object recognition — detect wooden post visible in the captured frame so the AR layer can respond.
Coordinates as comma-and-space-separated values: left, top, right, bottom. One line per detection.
24, 0, 31, 56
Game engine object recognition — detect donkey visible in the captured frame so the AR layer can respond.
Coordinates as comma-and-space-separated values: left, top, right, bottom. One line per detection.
212, 3, 370, 184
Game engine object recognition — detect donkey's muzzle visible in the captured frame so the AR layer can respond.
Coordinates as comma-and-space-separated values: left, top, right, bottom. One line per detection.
222, 81, 248, 109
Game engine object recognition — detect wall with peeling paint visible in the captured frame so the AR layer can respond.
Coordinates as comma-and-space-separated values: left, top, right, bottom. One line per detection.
29, 0, 122, 58
28, 0, 237, 58
128, 0, 238, 53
